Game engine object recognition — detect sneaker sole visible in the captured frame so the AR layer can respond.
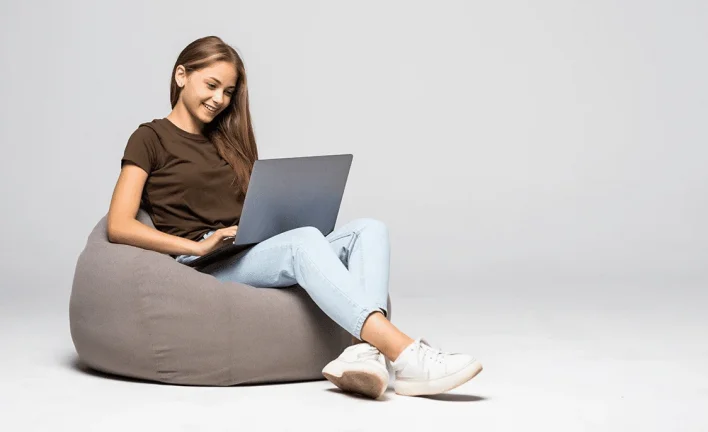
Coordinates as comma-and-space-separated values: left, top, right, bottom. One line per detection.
322, 362, 388, 399
394, 360, 483, 396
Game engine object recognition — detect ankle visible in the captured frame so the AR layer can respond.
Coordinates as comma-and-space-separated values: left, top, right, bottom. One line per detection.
390, 336, 415, 362
359, 311, 415, 361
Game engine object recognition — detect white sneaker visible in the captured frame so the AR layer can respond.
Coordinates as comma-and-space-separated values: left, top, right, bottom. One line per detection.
322, 342, 389, 399
391, 338, 483, 396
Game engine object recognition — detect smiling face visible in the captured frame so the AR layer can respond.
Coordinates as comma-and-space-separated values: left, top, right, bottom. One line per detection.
175, 61, 238, 128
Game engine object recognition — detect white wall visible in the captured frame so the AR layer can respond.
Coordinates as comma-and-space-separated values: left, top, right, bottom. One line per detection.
1, 0, 706, 306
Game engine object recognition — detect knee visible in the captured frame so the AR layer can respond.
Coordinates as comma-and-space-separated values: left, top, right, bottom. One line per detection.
355, 218, 389, 237
290, 226, 325, 247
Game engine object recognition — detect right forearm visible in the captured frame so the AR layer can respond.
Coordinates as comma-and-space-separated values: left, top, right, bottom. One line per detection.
107, 218, 200, 257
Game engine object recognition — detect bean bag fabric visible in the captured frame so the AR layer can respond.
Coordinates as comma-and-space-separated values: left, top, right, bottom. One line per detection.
69, 209, 391, 386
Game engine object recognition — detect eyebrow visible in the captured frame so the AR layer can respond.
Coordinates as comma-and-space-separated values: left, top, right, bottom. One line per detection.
207, 76, 236, 89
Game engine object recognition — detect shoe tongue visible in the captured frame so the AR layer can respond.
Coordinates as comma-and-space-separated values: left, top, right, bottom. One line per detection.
418, 338, 444, 353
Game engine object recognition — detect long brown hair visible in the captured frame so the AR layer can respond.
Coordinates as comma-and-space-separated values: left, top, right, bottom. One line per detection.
170, 36, 258, 199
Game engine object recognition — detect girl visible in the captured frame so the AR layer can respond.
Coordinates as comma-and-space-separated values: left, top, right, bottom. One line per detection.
107, 35, 482, 399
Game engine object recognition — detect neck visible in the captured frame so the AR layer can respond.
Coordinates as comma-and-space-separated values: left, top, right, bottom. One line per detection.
166, 103, 204, 135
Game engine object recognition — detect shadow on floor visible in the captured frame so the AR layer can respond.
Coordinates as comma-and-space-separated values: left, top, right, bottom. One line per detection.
418, 393, 488, 402
326, 386, 487, 402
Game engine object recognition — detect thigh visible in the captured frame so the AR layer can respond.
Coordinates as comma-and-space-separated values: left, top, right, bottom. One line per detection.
204, 221, 370, 285
203, 226, 321, 287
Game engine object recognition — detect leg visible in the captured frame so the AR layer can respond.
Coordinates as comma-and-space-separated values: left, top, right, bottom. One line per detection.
203, 219, 413, 361
325, 218, 390, 317
202, 224, 382, 341
197, 221, 482, 397
321, 220, 482, 397
324, 218, 413, 359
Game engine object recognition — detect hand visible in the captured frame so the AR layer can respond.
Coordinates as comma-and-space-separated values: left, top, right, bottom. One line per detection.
193, 225, 238, 256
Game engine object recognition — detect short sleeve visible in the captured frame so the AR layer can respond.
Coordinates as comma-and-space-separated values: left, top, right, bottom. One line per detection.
121, 125, 160, 174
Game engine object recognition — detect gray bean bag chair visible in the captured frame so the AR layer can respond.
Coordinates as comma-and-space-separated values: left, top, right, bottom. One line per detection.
69, 210, 391, 386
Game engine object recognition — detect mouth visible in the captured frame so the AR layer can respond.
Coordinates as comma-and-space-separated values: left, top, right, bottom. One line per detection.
203, 103, 218, 114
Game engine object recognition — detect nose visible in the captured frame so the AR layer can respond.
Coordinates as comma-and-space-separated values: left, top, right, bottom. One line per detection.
212, 91, 224, 105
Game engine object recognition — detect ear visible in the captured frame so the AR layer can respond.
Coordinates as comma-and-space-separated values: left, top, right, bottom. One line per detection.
175, 65, 187, 88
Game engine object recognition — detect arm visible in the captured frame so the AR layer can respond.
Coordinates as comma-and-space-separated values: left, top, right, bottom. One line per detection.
107, 164, 200, 256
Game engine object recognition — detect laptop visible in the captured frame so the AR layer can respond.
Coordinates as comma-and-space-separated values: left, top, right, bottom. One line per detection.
185, 153, 353, 270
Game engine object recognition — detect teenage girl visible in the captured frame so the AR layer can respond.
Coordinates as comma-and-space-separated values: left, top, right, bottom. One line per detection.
107, 36, 482, 399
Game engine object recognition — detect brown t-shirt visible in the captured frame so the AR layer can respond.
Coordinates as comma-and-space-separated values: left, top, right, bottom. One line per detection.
121, 118, 244, 243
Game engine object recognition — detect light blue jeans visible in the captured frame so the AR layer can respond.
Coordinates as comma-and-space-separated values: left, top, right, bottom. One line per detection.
175, 218, 390, 339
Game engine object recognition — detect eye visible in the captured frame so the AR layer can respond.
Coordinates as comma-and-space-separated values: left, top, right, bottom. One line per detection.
207, 83, 216, 89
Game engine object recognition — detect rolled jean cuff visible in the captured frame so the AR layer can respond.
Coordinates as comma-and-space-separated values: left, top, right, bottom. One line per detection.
353, 307, 376, 340
353, 305, 389, 339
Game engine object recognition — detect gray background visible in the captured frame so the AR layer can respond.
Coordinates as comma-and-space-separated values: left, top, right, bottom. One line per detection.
1, 1, 706, 430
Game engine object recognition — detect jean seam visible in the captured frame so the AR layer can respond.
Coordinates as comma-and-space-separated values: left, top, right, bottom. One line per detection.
355, 229, 366, 292
338, 227, 367, 293
298, 244, 373, 337
330, 226, 365, 256
327, 226, 367, 245
327, 231, 355, 243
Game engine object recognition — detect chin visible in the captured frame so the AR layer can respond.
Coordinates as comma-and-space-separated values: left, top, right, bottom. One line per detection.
194, 111, 212, 124
198, 109, 218, 124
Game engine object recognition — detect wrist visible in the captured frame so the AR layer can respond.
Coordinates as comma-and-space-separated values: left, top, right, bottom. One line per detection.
189, 240, 204, 257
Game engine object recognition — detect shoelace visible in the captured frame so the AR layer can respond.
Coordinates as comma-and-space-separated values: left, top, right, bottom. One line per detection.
416, 338, 446, 366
